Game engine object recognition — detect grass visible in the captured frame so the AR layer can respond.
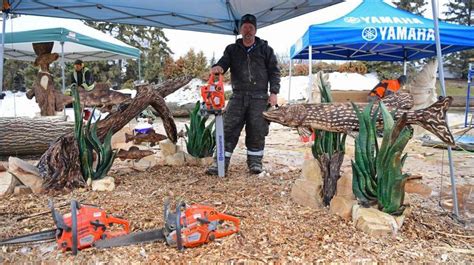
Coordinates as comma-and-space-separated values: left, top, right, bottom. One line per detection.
436, 79, 471, 97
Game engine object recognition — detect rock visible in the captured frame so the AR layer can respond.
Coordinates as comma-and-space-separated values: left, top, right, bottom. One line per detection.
160, 139, 177, 157
352, 205, 400, 236
92, 177, 115, 192
14, 185, 33, 195
183, 153, 200, 166
111, 126, 133, 148
336, 170, 355, 199
405, 181, 432, 197
165, 151, 185, 167
301, 159, 322, 182
199, 157, 214, 167
113, 142, 134, 151
440, 184, 473, 213
290, 178, 323, 209
329, 196, 357, 220
130, 154, 157, 171
0, 171, 18, 196
8, 157, 43, 194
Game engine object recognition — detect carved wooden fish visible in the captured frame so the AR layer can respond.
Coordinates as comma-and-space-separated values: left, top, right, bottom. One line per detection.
263, 95, 455, 146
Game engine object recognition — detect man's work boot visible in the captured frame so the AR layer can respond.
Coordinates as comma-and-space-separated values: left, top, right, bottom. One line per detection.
205, 157, 230, 176
247, 155, 263, 174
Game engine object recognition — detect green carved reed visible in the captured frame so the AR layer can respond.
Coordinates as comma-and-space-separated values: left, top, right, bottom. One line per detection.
311, 72, 346, 159
185, 101, 216, 158
72, 85, 116, 181
351, 102, 412, 214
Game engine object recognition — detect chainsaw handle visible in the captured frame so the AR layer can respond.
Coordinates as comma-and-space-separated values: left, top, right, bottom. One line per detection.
213, 212, 240, 239
207, 73, 224, 86
104, 215, 131, 237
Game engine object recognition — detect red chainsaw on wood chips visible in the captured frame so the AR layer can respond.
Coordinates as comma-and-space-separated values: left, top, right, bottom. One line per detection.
94, 200, 240, 250
0, 200, 130, 255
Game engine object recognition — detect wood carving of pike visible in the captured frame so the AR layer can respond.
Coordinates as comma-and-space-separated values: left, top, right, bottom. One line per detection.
263, 93, 455, 146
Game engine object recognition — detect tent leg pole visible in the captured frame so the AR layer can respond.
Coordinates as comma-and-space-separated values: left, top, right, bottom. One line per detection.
138, 57, 142, 81
403, 60, 407, 75
0, 12, 7, 93
308, 45, 312, 102
431, 0, 459, 218
288, 58, 292, 102
61, 41, 65, 92
61, 41, 66, 117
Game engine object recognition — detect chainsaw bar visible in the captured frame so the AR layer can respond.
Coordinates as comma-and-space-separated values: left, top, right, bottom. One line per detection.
94, 228, 166, 249
0, 229, 56, 246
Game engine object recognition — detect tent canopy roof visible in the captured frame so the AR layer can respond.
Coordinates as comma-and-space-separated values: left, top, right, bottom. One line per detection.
290, 0, 474, 61
1, 15, 141, 62
6, 0, 343, 35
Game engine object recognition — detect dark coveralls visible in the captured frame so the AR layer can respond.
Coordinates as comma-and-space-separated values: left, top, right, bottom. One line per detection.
214, 37, 280, 167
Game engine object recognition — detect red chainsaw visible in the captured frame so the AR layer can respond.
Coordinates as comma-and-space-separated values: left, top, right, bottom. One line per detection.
94, 200, 240, 250
200, 73, 226, 177
0, 200, 130, 255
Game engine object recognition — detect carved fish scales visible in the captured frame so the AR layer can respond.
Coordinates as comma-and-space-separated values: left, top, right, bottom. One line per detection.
263, 95, 455, 146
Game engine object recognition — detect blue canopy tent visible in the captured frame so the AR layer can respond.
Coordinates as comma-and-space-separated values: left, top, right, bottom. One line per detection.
288, 0, 468, 218
290, 0, 474, 62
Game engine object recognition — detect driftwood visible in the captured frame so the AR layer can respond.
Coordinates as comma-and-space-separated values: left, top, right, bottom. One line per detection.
0, 116, 74, 156
37, 76, 192, 190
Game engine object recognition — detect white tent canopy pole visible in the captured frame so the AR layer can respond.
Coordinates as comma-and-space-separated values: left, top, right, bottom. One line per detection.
288, 58, 292, 102
431, 0, 459, 217
61, 41, 65, 92
0, 12, 6, 93
308, 45, 313, 102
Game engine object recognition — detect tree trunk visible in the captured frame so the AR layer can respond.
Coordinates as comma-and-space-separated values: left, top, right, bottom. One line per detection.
37, 76, 192, 190
0, 117, 74, 156
317, 151, 345, 206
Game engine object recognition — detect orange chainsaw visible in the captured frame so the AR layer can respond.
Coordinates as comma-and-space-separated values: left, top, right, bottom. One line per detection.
94, 201, 240, 250
200, 73, 226, 177
0, 200, 130, 255
200, 73, 225, 114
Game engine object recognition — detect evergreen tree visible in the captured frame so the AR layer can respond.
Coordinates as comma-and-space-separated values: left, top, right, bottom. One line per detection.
392, 0, 426, 15
85, 22, 171, 84
443, 0, 474, 79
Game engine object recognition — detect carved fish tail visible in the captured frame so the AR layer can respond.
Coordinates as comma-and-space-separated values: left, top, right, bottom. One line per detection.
414, 97, 455, 146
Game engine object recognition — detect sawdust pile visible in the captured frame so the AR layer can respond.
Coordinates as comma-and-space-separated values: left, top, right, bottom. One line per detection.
0, 162, 472, 263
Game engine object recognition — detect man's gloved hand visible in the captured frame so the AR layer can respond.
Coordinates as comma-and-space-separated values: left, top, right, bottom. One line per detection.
210, 66, 224, 74
268, 93, 278, 107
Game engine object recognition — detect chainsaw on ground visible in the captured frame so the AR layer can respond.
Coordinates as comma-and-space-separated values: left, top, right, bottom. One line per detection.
94, 200, 240, 250
0, 200, 130, 255
200, 73, 226, 177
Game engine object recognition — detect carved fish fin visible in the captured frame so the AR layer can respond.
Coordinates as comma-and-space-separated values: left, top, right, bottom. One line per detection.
297, 127, 313, 137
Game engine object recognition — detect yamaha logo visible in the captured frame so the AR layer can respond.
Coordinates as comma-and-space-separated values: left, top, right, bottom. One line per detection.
361, 27, 377, 41
344, 17, 360, 24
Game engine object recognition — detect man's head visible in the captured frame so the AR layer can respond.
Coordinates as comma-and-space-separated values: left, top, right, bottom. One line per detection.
239, 14, 257, 42
398, 75, 407, 86
74, 59, 84, 72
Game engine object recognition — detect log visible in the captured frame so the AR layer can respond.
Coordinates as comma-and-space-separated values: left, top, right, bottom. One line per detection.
38, 76, 192, 190
0, 116, 74, 156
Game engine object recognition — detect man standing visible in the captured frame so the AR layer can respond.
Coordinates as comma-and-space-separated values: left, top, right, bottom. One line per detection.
70, 59, 95, 91
368, 75, 407, 102
206, 14, 281, 175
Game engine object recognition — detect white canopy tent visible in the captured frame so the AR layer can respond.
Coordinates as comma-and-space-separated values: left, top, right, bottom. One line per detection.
0, 15, 141, 91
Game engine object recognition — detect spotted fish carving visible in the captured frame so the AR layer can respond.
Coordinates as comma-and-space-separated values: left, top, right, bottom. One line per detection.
263, 96, 455, 146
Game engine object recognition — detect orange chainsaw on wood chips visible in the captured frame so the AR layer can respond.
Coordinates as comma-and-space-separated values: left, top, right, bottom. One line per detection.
94, 200, 240, 250
0, 200, 130, 255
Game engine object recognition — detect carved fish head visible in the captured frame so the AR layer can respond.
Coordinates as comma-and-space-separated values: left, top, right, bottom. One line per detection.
263, 105, 307, 127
